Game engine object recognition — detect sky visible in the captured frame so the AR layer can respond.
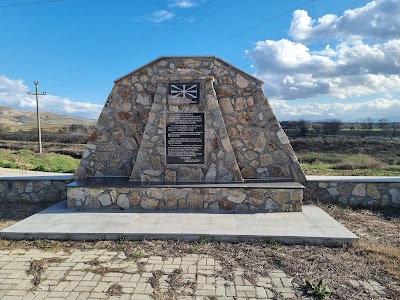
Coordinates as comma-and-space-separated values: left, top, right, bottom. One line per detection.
1, 0, 400, 122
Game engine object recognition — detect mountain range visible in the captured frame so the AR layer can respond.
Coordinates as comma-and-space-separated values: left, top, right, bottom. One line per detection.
0, 106, 95, 127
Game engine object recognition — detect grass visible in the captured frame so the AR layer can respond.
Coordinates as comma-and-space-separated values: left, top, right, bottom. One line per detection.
297, 149, 400, 176
0, 148, 79, 173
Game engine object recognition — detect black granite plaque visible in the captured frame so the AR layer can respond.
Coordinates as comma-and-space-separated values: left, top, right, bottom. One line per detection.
169, 83, 200, 104
166, 112, 205, 165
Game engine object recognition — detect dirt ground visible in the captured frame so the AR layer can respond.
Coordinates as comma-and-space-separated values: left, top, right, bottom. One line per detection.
0, 201, 399, 300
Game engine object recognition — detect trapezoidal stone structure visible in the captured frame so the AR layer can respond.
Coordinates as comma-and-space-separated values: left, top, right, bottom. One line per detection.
67, 56, 306, 212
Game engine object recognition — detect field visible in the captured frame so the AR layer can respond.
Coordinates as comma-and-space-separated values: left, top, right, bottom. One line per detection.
0, 148, 79, 173
0, 125, 88, 173
291, 136, 400, 176
1, 128, 400, 176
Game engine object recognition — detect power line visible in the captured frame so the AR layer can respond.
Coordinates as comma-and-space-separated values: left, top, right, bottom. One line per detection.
189, 0, 236, 26
202, 0, 317, 51
155, 0, 218, 31
0, 0, 63, 9
164, 0, 236, 36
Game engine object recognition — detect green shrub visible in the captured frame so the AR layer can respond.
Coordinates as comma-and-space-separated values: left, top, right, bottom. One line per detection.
305, 279, 332, 299
334, 154, 387, 170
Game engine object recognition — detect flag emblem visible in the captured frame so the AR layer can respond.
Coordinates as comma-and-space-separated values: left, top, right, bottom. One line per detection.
169, 83, 199, 103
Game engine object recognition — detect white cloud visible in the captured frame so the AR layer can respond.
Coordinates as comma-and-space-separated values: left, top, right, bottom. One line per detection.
0, 75, 102, 120
142, 10, 174, 23
246, 0, 400, 102
270, 98, 400, 121
248, 38, 400, 100
289, 0, 400, 43
169, 0, 197, 8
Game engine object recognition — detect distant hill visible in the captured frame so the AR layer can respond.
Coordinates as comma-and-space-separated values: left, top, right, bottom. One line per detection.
0, 106, 96, 127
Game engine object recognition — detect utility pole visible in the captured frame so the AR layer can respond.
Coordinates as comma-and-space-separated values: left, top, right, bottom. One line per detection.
27, 81, 46, 154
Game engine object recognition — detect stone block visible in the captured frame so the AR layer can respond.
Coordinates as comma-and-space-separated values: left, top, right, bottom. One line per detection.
140, 197, 159, 209
367, 184, 381, 200
98, 193, 112, 207
116, 194, 130, 209
187, 193, 203, 210
352, 184, 366, 197
270, 190, 290, 203
389, 188, 399, 203
327, 187, 340, 197
235, 73, 249, 88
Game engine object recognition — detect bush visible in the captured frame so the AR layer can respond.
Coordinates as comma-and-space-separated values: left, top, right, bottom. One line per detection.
334, 154, 387, 170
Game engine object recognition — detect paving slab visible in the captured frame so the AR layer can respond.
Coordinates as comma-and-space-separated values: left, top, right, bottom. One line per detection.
0, 201, 358, 245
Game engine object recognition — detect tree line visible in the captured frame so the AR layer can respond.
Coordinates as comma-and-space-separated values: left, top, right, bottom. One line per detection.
281, 119, 343, 136
281, 118, 398, 137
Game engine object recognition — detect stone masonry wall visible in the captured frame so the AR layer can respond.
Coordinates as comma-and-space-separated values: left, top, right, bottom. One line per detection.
131, 76, 242, 182
2, 175, 399, 210
67, 186, 303, 212
74, 57, 306, 183
0, 177, 72, 203
305, 179, 400, 208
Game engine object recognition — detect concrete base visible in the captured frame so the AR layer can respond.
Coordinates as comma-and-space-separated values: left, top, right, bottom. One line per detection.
67, 177, 304, 212
0, 201, 358, 246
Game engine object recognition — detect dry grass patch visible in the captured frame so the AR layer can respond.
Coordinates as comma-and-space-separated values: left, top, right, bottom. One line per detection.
26, 257, 66, 288
356, 242, 400, 280
148, 270, 164, 290
106, 283, 123, 296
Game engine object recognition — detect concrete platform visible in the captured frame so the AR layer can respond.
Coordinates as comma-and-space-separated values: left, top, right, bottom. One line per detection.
0, 201, 358, 246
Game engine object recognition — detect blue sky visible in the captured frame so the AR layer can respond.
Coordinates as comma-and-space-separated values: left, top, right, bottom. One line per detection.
1, 0, 399, 122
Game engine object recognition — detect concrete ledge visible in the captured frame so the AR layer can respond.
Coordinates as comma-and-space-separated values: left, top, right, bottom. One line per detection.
0, 201, 358, 246
0, 174, 73, 181
307, 175, 400, 183
68, 177, 304, 189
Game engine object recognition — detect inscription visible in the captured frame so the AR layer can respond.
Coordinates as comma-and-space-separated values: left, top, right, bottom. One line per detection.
166, 112, 205, 165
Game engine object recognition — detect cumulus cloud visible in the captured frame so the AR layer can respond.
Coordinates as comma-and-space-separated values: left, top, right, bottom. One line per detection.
247, 39, 400, 100
246, 0, 400, 102
142, 10, 174, 23
270, 98, 400, 121
289, 0, 400, 43
169, 0, 197, 8
0, 75, 102, 120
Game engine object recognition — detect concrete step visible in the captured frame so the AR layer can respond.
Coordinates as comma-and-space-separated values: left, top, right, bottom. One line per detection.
0, 201, 358, 246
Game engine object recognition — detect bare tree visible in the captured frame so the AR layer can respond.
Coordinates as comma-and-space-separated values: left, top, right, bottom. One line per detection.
312, 123, 323, 135
322, 119, 342, 135
391, 123, 398, 137
360, 117, 375, 136
296, 119, 309, 136
281, 120, 309, 136
378, 119, 390, 137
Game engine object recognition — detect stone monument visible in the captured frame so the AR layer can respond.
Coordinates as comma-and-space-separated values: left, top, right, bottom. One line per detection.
67, 56, 306, 212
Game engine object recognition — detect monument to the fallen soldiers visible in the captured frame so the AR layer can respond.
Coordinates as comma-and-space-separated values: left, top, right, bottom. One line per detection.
67, 56, 306, 212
